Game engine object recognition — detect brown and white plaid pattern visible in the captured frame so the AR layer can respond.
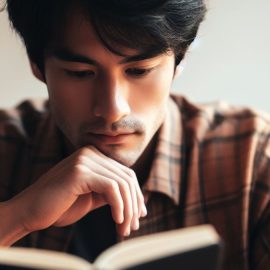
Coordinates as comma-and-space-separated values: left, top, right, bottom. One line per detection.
0, 96, 269, 269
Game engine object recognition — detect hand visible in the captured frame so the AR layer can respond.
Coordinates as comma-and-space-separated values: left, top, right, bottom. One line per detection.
10, 146, 147, 238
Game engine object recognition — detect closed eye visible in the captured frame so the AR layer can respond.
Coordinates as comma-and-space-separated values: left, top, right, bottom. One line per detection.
125, 67, 154, 77
64, 70, 95, 78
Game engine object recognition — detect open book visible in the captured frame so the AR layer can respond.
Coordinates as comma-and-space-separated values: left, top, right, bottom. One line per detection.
0, 225, 222, 270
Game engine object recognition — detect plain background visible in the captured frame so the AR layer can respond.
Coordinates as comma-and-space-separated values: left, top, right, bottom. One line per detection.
1, 0, 270, 112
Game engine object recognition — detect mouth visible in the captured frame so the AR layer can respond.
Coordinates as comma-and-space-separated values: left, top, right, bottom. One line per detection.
86, 132, 136, 145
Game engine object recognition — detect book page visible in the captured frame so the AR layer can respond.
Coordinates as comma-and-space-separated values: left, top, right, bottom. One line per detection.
0, 247, 93, 270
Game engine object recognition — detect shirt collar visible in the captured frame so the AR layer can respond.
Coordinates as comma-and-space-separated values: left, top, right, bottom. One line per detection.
143, 97, 182, 205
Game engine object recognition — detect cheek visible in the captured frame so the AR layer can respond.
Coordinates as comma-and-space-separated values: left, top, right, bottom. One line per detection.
47, 78, 81, 107
46, 74, 93, 119
129, 70, 172, 116
128, 72, 171, 142
45, 73, 93, 143
45, 63, 91, 109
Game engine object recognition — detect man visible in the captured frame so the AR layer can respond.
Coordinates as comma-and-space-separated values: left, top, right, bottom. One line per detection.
0, 0, 269, 269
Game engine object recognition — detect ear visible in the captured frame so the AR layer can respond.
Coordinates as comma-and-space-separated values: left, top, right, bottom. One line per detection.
30, 61, 46, 83
173, 59, 185, 79
173, 65, 181, 79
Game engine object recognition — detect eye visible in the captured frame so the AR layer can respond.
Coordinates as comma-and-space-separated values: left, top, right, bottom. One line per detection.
125, 67, 153, 77
64, 70, 95, 79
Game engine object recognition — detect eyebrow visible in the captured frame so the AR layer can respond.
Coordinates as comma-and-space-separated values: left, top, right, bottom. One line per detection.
50, 48, 160, 66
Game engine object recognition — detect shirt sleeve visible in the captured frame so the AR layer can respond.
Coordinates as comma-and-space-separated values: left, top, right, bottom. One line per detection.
250, 127, 270, 270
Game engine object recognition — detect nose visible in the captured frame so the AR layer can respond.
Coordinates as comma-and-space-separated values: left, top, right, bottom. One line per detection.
93, 75, 130, 123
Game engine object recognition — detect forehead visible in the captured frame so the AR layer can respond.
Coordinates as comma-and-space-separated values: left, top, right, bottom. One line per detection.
47, 4, 176, 64
49, 2, 174, 62
51, 7, 139, 58
56, 11, 102, 49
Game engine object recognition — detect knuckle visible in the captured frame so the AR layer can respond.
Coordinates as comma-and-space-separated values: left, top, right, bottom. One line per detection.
120, 181, 130, 192
133, 210, 139, 218
85, 145, 98, 154
74, 154, 88, 166
76, 146, 95, 157
86, 145, 95, 152
117, 203, 124, 213
125, 211, 133, 221
138, 193, 145, 203
123, 177, 136, 190
72, 163, 87, 175
107, 181, 119, 194
76, 147, 88, 156
127, 168, 136, 178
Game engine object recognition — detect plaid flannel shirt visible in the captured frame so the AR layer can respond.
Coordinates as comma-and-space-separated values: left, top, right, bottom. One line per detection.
0, 95, 269, 269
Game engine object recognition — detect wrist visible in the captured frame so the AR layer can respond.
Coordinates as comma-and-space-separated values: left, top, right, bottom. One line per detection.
0, 200, 29, 246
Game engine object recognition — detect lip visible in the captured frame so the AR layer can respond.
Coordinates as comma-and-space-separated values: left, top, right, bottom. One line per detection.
87, 132, 135, 145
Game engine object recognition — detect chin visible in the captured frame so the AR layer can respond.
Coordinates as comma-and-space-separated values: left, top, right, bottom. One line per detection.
107, 150, 140, 167
101, 145, 143, 167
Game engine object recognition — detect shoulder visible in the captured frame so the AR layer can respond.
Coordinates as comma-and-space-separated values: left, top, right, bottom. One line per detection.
170, 93, 270, 143
0, 99, 49, 141
171, 94, 270, 218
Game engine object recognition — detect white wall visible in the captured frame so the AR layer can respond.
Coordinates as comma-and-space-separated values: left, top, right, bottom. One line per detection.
173, 0, 270, 112
0, 7, 47, 108
1, 0, 270, 111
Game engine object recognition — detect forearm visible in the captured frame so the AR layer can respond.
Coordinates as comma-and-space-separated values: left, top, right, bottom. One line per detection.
0, 200, 29, 246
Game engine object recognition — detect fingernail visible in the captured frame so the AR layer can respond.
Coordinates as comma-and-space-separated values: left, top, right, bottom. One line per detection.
117, 214, 124, 224
124, 229, 130, 237
133, 219, 139, 230
141, 205, 147, 217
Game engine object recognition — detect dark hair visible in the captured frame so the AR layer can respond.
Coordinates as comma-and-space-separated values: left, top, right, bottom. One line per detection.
5, 0, 206, 70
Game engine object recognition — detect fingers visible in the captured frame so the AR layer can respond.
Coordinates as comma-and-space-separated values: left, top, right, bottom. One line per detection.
87, 173, 125, 224
90, 146, 147, 217
99, 161, 145, 234
81, 147, 147, 236
111, 162, 147, 218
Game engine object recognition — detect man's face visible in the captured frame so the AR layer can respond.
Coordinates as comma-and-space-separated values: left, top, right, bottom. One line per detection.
42, 14, 176, 167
